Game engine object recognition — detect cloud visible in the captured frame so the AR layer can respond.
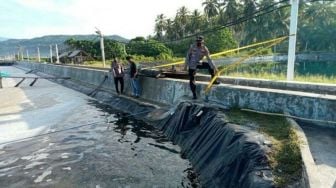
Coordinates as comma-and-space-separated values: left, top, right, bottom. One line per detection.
15, 0, 70, 12
4, 0, 203, 39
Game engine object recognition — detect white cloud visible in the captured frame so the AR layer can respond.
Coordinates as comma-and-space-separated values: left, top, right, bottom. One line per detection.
11, 0, 204, 39
60, 0, 203, 38
15, 0, 65, 12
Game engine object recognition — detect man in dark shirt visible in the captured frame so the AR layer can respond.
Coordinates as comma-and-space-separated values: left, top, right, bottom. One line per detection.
126, 56, 140, 97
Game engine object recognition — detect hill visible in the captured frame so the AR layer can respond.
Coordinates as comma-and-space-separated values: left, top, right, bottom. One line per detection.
0, 37, 9, 42
0, 35, 128, 57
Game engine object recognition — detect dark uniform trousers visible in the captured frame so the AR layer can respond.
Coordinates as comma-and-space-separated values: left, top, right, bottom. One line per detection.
188, 62, 215, 97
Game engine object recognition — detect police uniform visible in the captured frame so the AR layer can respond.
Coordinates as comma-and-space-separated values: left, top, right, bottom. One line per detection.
185, 37, 218, 99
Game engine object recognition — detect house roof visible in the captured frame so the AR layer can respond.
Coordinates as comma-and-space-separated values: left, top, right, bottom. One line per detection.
68, 50, 82, 58
57, 50, 91, 59
59, 51, 71, 58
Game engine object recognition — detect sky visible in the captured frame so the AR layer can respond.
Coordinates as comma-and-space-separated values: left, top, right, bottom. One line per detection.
0, 0, 203, 39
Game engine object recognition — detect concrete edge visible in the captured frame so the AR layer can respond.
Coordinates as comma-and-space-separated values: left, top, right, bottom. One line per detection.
286, 116, 322, 188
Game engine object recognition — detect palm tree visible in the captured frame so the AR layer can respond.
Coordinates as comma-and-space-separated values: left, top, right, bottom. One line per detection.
154, 14, 166, 40
202, 0, 220, 23
242, 0, 258, 44
298, 1, 336, 51
176, 6, 189, 37
165, 19, 175, 40
223, 0, 240, 23
188, 9, 203, 34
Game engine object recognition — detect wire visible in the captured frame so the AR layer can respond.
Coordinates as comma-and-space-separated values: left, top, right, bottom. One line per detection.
205, 36, 288, 93
197, 4, 290, 38
12, 0, 291, 58
151, 0, 291, 45
16, 0, 291, 50
142, 35, 289, 70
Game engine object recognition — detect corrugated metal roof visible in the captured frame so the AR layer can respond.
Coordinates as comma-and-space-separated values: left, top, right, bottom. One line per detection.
68, 50, 81, 58
59, 51, 71, 58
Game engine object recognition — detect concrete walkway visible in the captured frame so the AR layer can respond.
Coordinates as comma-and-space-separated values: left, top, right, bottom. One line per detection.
299, 122, 336, 188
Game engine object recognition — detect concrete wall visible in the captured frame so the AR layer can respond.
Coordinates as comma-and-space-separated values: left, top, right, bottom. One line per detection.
17, 62, 336, 128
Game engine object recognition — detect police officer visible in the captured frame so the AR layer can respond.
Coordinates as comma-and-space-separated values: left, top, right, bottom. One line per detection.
185, 36, 219, 99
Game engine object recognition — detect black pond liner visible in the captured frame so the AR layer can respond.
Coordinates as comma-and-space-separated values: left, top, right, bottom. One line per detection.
19, 65, 274, 187
156, 102, 274, 188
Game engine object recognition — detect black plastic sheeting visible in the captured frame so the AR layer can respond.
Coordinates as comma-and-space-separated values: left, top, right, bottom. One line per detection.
156, 102, 274, 188
20, 66, 274, 187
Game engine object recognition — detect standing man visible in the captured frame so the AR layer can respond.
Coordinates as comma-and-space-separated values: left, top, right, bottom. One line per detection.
126, 56, 141, 98
110, 57, 125, 94
185, 36, 220, 99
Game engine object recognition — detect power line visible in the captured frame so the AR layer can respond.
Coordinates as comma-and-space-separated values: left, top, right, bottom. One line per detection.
22, 0, 292, 50
153, 0, 291, 44
100, 1, 289, 46
176, 5, 291, 42
12, 0, 291, 56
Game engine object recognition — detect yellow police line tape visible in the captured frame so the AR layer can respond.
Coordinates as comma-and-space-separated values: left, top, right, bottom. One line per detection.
142, 35, 289, 70
204, 36, 288, 93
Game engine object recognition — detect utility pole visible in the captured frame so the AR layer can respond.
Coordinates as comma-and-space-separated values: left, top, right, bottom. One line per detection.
37, 47, 41, 62
55, 44, 60, 63
26, 49, 30, 62
123, 44, 127, 55
95, 28, 105, 68
49, 45, 53, 63
287, 0, 299, 81
20, 47, 23, 61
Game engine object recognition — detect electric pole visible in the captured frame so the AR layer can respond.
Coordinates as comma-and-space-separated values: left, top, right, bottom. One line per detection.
37, 47, 41, 62
55, 44, 60, 63
287, 0, 299, 81
50, 45, 53, 63
26, 49, 30, 62
95, 28, 106, 68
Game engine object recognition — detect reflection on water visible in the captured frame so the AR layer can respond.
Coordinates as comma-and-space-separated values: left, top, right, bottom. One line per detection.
0, 99, 199, 187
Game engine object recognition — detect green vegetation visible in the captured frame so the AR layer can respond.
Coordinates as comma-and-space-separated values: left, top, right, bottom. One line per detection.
226, 72, 336, 84
65, 38, 126, 59
11, 1, 335, 85
0, 35, 128, 57
155, 0, 336, 53
220, 61, 336, 84
226, 109, 302, 187
127, 37, 173, 58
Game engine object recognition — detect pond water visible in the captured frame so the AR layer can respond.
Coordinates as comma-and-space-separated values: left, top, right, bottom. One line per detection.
0, 67, 199, 188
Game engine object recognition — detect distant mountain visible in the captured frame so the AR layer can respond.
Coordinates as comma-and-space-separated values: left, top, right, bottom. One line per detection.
0, 37, 9, 42
0, 35, 129, 57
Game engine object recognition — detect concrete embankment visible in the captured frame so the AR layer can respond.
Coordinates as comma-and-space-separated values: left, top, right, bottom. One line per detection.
10, 63, 279, 187
1, 66, 198, 187
15, 61, 336, 129
13, 61, 336, 186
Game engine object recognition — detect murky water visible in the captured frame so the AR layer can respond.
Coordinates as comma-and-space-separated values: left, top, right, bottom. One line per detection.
0, 98, 198, 188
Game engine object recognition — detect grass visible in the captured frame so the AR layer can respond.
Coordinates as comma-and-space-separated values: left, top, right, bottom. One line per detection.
226, 109, 302, 187
82, 56, 184, 69
76, 58, 336, 84
226, 72, 336, 84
